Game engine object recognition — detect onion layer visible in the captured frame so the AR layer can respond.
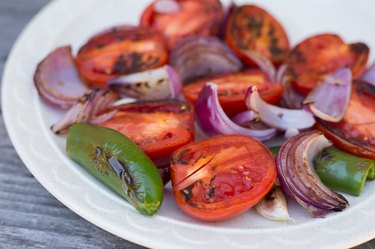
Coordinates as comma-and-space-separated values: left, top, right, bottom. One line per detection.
34, 46, 90, 109
195, 83, 276, 141
303, 68, 352, 122
241, 50, 276, 82
51, 89, 119, 134
109, 65, 182, 100
170, 36, 242, 82
277, 131, 348, 217
245, 86, 315, 130
255, 187, 290, 221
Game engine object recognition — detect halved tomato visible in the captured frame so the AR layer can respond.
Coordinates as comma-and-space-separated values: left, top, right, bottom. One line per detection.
225, 5, 289, 66
140, 0, 224, 49
287, 33, 369, 95
99, 100, 195, 166
316, 81, 375, 160
183, 70, 284, 116
171, 135, 276, 221
76, 26, 168, 88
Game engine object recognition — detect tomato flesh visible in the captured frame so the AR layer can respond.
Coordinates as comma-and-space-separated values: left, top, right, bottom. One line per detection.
99, 100, 194, 166
316, 81, 375, 160
140, 0, 224, 49
76, 26, 168, 87
226, 5, 289, 66
183, 70, 283, 116
287, 33, 369, 95
171, 135, 276, 221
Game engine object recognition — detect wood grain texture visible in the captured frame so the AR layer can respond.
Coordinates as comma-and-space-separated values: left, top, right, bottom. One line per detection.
0, 1, 373, 249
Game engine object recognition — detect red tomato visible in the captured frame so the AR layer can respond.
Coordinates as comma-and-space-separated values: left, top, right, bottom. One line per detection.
287, 33, 369, 95
76, 26, 168, 88
225, 5, 289, 66
171, 135, 277, 221
316, 81, 375, 160
140, 0, 224, 49
99, 100, 195, 166
183, 70, 284, 116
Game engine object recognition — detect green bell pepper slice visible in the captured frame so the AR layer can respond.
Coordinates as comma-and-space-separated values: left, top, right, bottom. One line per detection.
314, 147, 375, 196
66, 123, 164, 215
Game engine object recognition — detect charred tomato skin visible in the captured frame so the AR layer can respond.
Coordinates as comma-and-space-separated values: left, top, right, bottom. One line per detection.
183, 70, 283, 116
76, 26, 168, 87
225, 5, 290, 66
316, 80, 375, 160
140, 0, 224, 49
171, 135, 277, 221
99, 100, 195, 166
287, 33, 369, 95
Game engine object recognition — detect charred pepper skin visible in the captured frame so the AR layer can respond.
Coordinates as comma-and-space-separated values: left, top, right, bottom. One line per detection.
314, 147, 375, 196
66, 123, 164, 215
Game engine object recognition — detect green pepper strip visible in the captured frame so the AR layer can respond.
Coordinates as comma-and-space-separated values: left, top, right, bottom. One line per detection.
270, 146, 281, 156
314, 147, 375, 196
66, 123, 164, 216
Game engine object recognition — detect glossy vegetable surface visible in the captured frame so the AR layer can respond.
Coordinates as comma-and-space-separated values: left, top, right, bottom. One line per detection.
76, 26, 168, 87
140, 0, 224, 48
316, 80, 375, 160
171, 135, 277, 221
226, 5, 289, 66
66, 123, 164, 215
314, 147, 375, 196
183, 70, 283, 116
100, 100, 195, 166
287, 34, 369, 95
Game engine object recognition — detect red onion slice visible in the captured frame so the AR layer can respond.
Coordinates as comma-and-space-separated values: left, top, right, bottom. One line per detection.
241, 50, 276, 82
170, 36, 242, 82
303, 68, 352, 122
34, 46, 90, 109
109, 65, 182, 100
277, 131, 348, 217
360, 61, 375, 86
231, 110, 258, 126
195, 83, 276, 141
51, 89, 119, 134
276, 64, 288, 83
245, 86, 315, 130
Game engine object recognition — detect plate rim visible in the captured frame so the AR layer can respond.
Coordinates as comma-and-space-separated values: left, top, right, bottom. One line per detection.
2, 0, 375, 248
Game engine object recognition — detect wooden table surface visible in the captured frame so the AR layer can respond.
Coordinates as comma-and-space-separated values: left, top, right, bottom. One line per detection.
0, 1, 373, 248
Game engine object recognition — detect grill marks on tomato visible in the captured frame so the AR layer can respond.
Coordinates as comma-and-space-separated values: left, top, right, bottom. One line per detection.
226, 5, 289, 66
287, 34, 369, 95
76, 26, 168, 87
171, 135, 276, 221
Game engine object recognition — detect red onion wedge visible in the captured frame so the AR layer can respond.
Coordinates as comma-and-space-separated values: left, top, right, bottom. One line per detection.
34, 46, 90, 109
51, 89, 119, 134
170, 36, 242, 83
154, 0, 180, 14
303, 68, 352, 122
241, 50, 276, 82
245, 86, 315, 130
361, 61, 375, 86
195, 83, 276, 141
255, 187, 291, 221
109, 65, 182, 100
277, 131, 348, 218
232, 110, 258, 126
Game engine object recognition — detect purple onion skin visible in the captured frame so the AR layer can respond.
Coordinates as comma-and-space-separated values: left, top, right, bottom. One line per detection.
276, 131, 348, 218
195, 83, 276, 141
360, 62, 375, 86
166, 65, 183, 98
170, 35, 242, 83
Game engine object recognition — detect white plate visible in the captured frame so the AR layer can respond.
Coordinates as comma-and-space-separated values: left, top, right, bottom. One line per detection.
2, 0, 375, 248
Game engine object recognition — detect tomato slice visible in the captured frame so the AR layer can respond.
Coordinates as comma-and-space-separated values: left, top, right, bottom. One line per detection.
225, 5, 289, 66
171, 135, 276, 221
76, 26, 168, 88
183, 70, 284, 116
140, 0, 224, 49
99, 100, 195, 166
316, 81, 375, 160
287, 33, 369, 95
